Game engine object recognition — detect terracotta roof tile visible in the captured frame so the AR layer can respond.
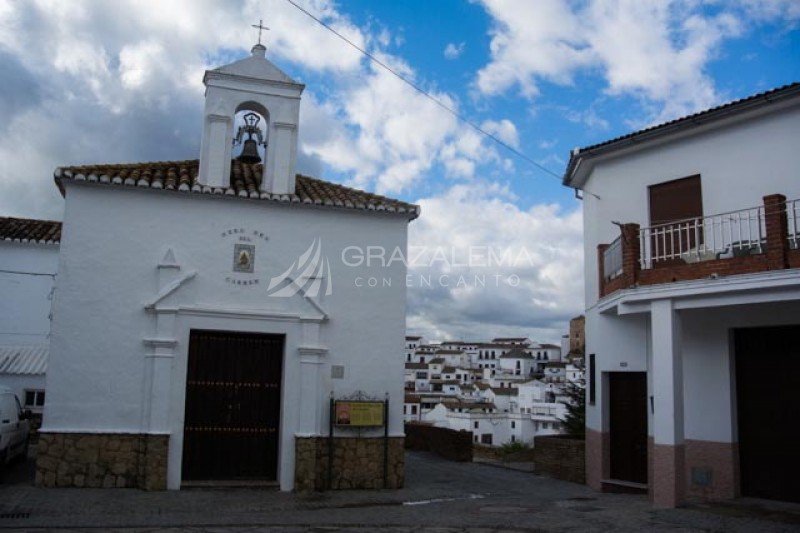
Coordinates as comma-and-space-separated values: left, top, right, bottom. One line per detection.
54, 159, 419, 220
0, 216, 61, 244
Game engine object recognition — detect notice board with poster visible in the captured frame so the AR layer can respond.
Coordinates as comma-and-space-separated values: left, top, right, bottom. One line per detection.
327, 392, 390, 490
334, 400, 385, 427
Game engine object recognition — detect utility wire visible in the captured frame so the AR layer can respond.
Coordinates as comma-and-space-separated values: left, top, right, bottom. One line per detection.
283, 0, 564, 183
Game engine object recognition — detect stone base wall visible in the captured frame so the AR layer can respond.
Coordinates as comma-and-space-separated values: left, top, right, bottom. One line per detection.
295, 436, 404, 492
535, 436, 585, 484
36, 432, 168, 490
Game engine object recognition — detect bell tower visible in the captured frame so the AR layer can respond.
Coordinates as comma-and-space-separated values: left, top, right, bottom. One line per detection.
198, 42, 305, 194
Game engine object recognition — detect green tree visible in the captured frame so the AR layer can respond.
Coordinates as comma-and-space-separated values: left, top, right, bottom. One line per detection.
560, 381, 586, 439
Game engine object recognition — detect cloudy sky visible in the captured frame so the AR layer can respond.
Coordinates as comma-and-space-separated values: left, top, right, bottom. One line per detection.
1, 0, 798, 343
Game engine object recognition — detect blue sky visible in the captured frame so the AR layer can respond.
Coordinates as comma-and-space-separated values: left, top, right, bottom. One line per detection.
0, 0, 798, 341
298, 0, 799, 209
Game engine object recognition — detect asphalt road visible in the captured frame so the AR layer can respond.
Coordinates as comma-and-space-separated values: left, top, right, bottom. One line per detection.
1, 450, 799, 531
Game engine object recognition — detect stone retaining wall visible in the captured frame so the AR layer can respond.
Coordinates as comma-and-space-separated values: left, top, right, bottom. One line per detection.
404, 423, 473, 462
535, 436, 585, 484
35, 432, 168, 490
295, 436, 404, 492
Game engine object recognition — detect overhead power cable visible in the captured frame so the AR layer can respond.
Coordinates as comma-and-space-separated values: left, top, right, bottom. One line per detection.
283, 0, 564, 183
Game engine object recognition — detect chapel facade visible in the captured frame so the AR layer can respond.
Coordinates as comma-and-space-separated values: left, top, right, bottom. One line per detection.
34, 43, 418, 491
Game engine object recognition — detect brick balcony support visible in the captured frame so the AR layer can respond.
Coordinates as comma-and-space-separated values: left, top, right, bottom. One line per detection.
598, 224, 641, 298
597, 243, 609, 298
763, 194, 789, 269
620, 223, 641, 284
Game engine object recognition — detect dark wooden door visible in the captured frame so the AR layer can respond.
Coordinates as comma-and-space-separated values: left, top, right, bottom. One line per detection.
648, 175, 703, 262
609, 372, 648, 484
182, 330, 284, 481
735, 325, 800, 503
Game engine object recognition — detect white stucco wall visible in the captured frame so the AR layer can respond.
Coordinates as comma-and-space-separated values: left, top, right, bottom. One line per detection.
0, 241, 59, 344
585, 299, 800, 440
44, 182, 410, 490
581, 103, 800, 308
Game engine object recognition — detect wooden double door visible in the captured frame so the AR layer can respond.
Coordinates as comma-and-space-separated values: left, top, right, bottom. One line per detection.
182, 330, 284, 482
735, 325, 800, 503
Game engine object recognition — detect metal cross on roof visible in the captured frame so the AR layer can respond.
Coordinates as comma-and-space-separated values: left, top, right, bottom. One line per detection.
252, 19, 269, 45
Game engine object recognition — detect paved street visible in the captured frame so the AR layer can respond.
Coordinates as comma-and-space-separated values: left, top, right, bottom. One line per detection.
1, 451, 799, 531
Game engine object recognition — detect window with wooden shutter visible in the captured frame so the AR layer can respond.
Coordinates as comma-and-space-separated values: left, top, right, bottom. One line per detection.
648, 175, 703, 263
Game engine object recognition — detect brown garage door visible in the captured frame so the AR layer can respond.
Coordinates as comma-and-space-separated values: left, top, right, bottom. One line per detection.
735, 325, 800, 503
182, 330, 284, 482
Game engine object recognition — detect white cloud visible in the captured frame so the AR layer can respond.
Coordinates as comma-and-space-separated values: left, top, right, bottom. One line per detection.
476, 0, 590, 98
0, 0, 512, 218
475, 0, 771, 121
564, 107, 610, 131
538, 139, 557, 150
481, 119, 519, 148
443, 41, 465, 60
407, 181, 584, 342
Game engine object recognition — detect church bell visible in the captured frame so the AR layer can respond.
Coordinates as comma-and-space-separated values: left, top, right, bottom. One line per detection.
234, 111, 267, 164
238, 139, 261, 164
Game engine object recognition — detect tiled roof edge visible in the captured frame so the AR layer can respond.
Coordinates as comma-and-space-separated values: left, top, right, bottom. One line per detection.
0, 216, 62, 244
54, 162, 421, 221
563, 82, 800, 186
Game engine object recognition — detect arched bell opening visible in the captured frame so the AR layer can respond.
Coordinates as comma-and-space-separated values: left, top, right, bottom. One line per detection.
233, 101, 270, 164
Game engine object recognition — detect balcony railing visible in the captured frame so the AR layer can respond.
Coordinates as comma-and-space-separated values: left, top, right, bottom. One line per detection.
789, 198, 800, 250
603, 235, 623, 281
596, 194, 800, 298
639, 205, 766, 269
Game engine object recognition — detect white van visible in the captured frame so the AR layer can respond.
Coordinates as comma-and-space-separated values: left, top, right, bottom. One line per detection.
0, 386, 31, 474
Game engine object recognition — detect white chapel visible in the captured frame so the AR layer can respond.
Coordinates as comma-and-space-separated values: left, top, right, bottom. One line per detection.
30, 42, 417, 491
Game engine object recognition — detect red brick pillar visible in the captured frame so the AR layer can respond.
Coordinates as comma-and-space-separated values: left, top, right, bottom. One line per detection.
621, 223, 641, 286
597, 244, 609, 298
763, 194, 788, 270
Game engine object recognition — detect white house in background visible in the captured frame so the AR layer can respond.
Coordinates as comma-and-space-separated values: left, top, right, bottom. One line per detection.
403, 394, 422, 422
34, 43, 419, 491
0, 217, 60, 412
482, 387, 518, 413
404, 335, 426, 362
537, 343, 562, 361
405, 335, 425, 350
560, 334, 569, 356
432, 349, 467, 367
564, 83, 800, 506
565, 363, 584, 384
0, 345, 48, 414
498, 346, 535, 377
543, 362, 567, 383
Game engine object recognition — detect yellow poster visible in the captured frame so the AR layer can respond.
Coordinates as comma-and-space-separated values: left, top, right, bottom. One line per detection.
335, 401, 384, 427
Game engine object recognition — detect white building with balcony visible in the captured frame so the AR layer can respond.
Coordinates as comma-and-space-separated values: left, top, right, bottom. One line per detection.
564, 83, 800, 507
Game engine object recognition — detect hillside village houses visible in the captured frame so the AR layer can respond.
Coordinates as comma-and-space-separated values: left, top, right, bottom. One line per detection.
565, 83, 800, 506
1, 42, 423, 492
403, 333, 585, 447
